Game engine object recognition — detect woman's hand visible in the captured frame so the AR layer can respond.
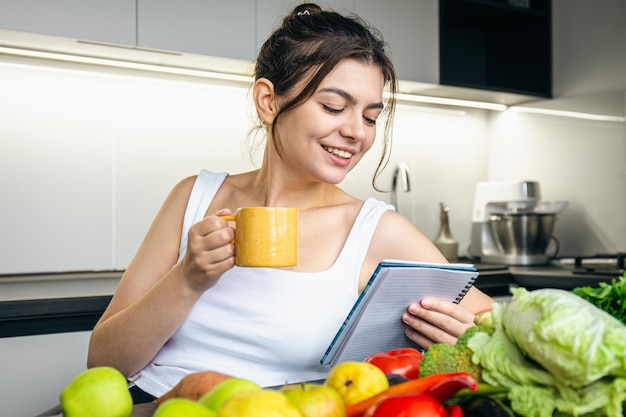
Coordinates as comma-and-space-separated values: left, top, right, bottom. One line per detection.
402, 298, 476, 349
180, 208, 236, 293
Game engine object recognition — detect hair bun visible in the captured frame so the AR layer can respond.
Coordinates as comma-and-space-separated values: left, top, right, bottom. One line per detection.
291, 3, 323, 18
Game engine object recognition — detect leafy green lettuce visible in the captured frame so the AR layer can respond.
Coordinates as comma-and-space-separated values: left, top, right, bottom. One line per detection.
468, 288, 626, 417
573, 272, 626, 325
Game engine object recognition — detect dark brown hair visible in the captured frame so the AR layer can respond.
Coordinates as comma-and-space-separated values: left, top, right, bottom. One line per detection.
254, 2, 398, 190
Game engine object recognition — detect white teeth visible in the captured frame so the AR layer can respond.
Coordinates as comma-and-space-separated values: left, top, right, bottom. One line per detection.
324, 146, 353, 159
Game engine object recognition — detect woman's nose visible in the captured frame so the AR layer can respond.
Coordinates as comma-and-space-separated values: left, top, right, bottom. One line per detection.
340, 112, 367, 141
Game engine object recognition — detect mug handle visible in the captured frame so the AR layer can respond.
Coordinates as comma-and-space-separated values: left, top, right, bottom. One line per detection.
219, 215, 237, 245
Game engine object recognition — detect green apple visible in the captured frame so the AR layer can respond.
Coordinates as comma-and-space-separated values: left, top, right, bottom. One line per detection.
154, 398, 216, 417
198, 377, 262, 412
60, 366, 132, 417
324, 361, 389, 406
282, 383, 346, 417
217, 389, 303, 417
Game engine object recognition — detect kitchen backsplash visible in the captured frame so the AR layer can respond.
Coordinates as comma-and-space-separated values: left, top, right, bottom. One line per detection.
1, 57, 624, 274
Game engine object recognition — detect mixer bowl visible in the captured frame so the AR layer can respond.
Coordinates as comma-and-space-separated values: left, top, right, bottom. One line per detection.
489, 213, 557, 255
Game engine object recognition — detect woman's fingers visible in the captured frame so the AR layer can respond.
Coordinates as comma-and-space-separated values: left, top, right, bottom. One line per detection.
182, 212, 236, 291
402, 298, 475, 347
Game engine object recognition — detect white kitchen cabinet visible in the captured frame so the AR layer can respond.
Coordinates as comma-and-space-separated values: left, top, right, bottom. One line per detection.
355, 0, 439, 85
0, 62, 115, 274
137, 0, 257, 61
0, 331, 91, 417
0, 0, 135, 45
136, 0, 356, 62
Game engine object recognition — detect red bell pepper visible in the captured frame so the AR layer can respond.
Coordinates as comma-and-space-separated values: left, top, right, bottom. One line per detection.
345, 372, 477, 417
363, 394, 447, 417
445, 404, 464, 417
364, 348, 424, 379
423, 374, 479, 403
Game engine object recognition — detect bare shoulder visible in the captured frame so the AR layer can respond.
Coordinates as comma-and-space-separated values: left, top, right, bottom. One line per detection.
168, 175, 198, 202
357, 210, 445, 290
371, 210, 447, 262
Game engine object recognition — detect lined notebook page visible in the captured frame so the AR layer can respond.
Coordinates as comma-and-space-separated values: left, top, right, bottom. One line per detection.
320, 260, 478, 366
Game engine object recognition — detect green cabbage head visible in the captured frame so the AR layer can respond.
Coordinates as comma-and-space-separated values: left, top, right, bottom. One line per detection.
502, 287, 626, 388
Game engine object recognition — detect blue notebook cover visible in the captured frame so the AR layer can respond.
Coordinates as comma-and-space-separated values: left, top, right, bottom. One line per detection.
320, 259, 478, 366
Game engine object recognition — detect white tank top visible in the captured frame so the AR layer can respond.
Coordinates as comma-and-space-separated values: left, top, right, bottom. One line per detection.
135, 170, 394, 395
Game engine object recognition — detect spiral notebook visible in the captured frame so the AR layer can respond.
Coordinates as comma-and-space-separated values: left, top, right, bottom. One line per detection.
320, 259, 478, 366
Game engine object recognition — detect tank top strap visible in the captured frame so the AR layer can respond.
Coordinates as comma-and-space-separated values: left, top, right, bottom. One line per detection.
333, 198, 395, 272
178, 170, 228, 262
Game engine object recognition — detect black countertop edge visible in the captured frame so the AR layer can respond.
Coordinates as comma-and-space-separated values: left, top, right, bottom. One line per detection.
0, 295, 112, 338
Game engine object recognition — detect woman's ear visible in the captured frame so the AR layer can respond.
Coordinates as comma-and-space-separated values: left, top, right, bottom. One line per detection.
253, 78, 278, 125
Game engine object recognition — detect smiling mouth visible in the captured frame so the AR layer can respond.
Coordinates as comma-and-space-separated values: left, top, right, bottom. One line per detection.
323, 145, 353, 159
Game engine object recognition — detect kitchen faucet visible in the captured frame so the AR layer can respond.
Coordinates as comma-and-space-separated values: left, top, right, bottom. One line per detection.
391, 162, 411, 209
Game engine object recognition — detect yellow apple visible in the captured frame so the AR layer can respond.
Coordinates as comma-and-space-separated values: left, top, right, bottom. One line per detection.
217, 389, 303, 417
60, 366, 132, 417
282, 383, 346, 417
198, 377, 262, 412
154, 398, 216, 417
323, 362, 389, 406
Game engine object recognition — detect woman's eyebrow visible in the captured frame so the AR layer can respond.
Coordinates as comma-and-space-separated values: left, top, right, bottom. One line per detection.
317, 87, 384, 110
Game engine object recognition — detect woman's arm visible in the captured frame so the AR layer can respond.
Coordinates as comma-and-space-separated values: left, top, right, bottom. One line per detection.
364, 210, 495, 348
87, 176, 235, 376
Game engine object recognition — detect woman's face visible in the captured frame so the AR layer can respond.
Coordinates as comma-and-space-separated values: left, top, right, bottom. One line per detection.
274, 58, 385, 185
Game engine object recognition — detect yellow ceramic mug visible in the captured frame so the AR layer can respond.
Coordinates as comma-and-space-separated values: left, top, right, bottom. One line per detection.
221, 207, 298, 267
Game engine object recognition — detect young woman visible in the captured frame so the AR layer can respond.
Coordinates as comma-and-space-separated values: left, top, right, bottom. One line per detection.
88, 2, 494, 400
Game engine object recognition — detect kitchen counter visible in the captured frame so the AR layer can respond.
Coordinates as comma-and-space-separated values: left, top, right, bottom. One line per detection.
0, 270, 122, 302
0, 295, 112, 337
2, 263, 619, 339
0, 270, 120, 338
508, 265, 619, 290
0, 266, 515, 338
468, 258, 620, 300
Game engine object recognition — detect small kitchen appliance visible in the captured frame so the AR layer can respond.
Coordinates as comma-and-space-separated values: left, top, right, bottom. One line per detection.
468, 180, 568, 265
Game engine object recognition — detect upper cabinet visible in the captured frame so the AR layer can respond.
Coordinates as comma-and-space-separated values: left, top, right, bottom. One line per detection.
439, 0, 552, 98
355, 0, 440, 85
0, 0, 135, 46
552, 0, 626, 98
357, 0, 551, 102
3, 1, 623, 103
136, 0, 256, 61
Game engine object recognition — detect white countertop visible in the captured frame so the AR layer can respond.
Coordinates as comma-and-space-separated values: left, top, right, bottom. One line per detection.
0, 270, 122, 301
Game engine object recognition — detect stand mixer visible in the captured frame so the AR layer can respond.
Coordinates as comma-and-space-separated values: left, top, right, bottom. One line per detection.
468, 180, 568, 265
